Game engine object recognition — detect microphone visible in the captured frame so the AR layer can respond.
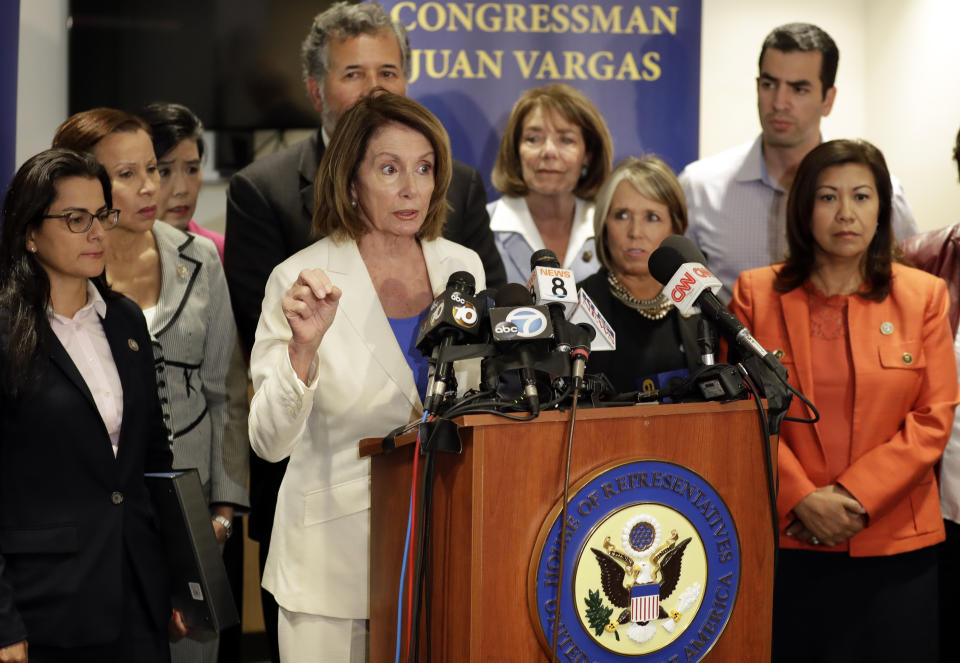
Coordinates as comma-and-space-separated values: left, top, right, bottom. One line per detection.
698, 318, 718, 366
527, 249, 578, 354
489, 283, 551, 411
569, 323, 596, 388
488, 283, 554, 343
417, 271, 481, 412
648, 235, 771, 361
527, 249, 579, 317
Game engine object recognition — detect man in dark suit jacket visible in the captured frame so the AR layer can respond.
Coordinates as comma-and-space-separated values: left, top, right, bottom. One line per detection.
0, 292, 173, 661
222, 4, 505, 660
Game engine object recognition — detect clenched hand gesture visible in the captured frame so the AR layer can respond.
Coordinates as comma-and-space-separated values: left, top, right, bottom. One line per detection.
281, 269, 342, 382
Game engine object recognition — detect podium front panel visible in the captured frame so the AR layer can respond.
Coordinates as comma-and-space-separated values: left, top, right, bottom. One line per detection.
366, 401, 775, 662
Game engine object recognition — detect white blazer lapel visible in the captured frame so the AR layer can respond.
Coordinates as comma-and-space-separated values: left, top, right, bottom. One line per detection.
326, 240, 422, 412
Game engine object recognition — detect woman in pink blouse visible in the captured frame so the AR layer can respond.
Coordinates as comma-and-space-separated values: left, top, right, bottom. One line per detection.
0, 149, 182, 662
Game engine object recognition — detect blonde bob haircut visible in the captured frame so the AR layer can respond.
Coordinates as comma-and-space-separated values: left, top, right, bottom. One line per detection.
491, 83, 613, 201
593, 155, 688, 273
314, 91, 452, 242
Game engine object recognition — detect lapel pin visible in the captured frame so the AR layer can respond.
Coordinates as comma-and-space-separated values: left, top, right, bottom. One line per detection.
177, 263, 188, 279
128, 339, 139, 351
880, 322, 894, 335
582, 249, 593, 262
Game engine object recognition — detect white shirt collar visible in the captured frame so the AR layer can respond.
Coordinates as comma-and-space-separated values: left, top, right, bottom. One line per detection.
47, 280, 107, 323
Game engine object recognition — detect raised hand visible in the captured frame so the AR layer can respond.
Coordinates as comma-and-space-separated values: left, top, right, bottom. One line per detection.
281, 269, 342, 382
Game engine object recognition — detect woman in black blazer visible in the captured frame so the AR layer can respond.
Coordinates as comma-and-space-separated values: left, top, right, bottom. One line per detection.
0, 149, 176, 663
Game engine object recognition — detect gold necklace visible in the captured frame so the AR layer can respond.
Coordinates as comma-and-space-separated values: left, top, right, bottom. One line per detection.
607, 272, 673, 320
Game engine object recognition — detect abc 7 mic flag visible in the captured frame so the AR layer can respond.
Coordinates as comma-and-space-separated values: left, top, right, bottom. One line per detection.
490, 306, 553, 341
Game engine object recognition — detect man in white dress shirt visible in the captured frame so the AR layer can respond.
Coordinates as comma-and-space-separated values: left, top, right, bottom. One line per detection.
679, 22, 918, 303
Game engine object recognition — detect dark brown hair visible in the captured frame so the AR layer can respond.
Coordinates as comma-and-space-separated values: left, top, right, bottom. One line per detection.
52, 107, 150, 153
759, 23, 839, 98
0, 149, 115, 397
775, 139, 899, 300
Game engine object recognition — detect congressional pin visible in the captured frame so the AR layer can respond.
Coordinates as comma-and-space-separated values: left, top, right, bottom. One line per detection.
128, 339, 139, 351
177, 263, 188, 279
582, 249, 593, 262
902, 353, 914, 365
772, 349, 785, 359
880, 321, 894, 335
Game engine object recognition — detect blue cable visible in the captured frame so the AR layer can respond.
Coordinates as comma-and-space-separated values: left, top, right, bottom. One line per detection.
394, 410, 429, 663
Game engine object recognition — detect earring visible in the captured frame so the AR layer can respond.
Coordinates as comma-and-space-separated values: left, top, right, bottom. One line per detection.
350, 199, 358, 208
580, 164, 588, 179
29, 246, 37, 254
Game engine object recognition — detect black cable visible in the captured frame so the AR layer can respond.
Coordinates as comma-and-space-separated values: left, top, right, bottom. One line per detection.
439, 405, 539, 421
550, 385, 580, 662
738, 365, 780, 578
435, 389, 498, 418
424, 520, 433, 663
781, 380, 820, 423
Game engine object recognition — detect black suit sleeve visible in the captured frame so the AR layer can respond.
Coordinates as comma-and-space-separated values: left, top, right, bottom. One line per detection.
225, 171, 289, 356
445, 163, 506, 291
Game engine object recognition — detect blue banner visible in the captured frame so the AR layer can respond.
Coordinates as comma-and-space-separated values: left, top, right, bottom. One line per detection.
381, 0, 702, 198
1, 0, 19, 198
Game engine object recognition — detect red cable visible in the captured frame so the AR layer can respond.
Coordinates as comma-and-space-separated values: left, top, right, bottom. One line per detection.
402, 420, 425, 661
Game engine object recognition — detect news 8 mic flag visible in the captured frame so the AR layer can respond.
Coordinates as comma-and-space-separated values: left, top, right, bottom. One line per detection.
527, 250, 579, 315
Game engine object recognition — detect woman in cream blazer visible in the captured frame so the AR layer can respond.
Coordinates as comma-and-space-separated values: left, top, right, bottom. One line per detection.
248, 93, 485, 662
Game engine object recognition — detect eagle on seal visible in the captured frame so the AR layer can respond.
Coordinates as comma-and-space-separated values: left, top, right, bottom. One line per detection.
590, 531, 691, 625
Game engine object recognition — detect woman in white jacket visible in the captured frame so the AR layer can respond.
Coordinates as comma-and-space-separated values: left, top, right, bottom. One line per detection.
248, 92, 484, 662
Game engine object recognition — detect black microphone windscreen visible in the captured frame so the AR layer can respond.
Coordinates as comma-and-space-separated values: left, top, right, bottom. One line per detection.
446, 270, 476, 294
530, 249, 561, 270
648, 235, 708, 286
494, 283, 534, 307
576, 322, 597, 343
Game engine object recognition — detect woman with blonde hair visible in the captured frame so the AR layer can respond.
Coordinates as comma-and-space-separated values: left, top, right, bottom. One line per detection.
577, 155, 703, 392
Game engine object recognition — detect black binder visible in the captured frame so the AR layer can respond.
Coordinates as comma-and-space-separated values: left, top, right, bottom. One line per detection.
145, 469, 240, 632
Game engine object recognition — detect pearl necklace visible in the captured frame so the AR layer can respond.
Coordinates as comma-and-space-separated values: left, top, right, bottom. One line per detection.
607, 272, 673, 320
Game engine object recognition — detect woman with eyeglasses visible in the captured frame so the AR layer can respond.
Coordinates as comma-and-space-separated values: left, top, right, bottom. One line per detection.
52, 110, 245, 662
0, 148, 177, 662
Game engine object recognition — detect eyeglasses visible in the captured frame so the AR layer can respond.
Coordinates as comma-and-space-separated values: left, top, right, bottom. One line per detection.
43, 209, 121, 233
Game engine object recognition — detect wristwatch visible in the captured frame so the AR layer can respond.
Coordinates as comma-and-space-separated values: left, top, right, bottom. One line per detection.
212, 515, 233, 539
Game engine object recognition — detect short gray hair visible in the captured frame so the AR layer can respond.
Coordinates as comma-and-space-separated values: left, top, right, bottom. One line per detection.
301, 1, 411, 86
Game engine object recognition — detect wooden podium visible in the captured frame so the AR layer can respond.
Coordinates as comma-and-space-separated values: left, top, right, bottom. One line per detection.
359, 400, 776, 661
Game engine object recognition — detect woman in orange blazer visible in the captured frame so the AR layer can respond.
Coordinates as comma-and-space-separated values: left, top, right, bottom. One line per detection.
730, 139, 958, 663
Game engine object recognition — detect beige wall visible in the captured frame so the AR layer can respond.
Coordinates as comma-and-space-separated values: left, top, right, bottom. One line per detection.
864, 0, 960, 230
698, 0, 960, 231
